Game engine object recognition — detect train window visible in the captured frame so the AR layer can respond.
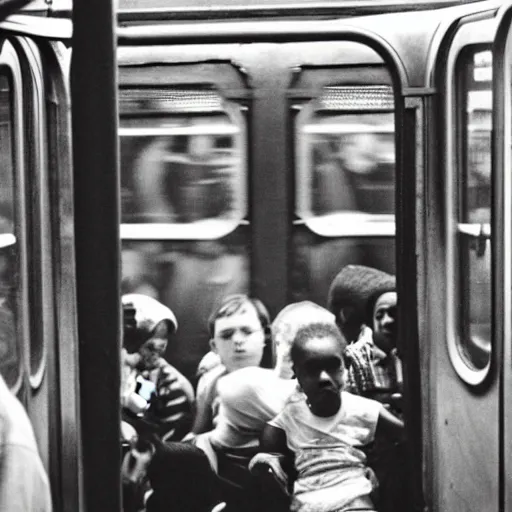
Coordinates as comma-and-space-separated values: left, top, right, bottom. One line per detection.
448, 48, 492, 382
119, 86, 249, 380
292, 83, 396, 305
119, 88, 246, 239
0, 71, 21, 389
296, 85, 395, 235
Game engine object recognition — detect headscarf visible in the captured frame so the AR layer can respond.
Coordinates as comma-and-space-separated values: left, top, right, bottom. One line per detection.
272, 301, 336, 379
122, 294, 178, 351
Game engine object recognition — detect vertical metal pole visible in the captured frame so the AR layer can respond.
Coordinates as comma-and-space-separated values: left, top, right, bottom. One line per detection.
70, 0, 121, 510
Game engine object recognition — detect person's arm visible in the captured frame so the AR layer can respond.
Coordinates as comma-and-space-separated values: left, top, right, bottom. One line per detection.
260, 423, 295, 482
376, 406, 405, 442
251, 424, 292, 497
191, 372, 217, 435
260, 423, 288, 455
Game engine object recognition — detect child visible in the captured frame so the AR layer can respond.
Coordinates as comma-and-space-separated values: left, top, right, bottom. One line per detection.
192, 294, 272, 436
344, 286, 402, 413
121, 293, 195, 442
259, 322, 403, 512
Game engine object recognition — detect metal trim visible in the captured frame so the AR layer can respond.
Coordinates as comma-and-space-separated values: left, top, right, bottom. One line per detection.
444, 18, 495, 387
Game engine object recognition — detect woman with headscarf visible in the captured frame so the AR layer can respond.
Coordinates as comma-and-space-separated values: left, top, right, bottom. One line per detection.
121, 293, 195, 443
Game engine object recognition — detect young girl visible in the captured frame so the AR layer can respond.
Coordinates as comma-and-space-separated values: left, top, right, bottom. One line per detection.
259, 322, 403, 512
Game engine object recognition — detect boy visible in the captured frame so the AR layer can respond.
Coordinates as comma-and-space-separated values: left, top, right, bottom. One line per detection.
259, 322, 403, 512
192, 294, 271, 435
345, 288, 402, 412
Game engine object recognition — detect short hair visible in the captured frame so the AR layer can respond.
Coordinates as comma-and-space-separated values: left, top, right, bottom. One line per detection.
208, 294, 273, 368
290, 322, 347, 365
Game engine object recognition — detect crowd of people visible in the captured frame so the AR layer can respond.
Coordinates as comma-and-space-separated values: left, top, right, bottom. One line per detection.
120, 264, 405, 512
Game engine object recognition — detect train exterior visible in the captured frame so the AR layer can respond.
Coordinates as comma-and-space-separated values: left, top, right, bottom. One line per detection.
0, 0, 510, 510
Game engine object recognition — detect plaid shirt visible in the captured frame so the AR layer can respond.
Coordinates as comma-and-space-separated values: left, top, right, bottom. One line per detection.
344, 327, 402, 396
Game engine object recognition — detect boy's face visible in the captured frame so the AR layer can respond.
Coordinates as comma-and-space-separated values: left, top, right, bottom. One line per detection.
372, 291, 397, 353
293, 335, 344, 417
211, 303, 265, 372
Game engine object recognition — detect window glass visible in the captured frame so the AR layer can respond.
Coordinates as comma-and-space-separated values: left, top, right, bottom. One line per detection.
292, 84, 395, 307
0, 73, 21, 388
296, 86, 395, 236
119, 88, 249, 381
455, 50, 492, 372
120, 88, 246, 238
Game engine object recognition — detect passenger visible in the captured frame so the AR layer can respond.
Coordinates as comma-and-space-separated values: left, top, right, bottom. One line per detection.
0, 371, 53, 511
327, 264, 395, 344
121, 293, 195, 442
257, 322, 404, 512
191, 294, 272, 436
344, 288, 402, 409
327, 265, 401, 410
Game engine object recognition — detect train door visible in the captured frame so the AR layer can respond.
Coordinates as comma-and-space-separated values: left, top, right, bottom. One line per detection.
429, 8, 497, 512
116, 13, 432, 511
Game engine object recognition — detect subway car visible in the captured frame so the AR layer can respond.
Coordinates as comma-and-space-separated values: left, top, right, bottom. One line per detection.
0, 0, 511, 510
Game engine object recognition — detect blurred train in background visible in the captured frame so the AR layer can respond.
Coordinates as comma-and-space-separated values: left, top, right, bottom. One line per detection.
0, 0, 509, 510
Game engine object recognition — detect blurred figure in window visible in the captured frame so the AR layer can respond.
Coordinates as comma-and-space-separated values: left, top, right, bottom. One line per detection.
132, 134, 236, 224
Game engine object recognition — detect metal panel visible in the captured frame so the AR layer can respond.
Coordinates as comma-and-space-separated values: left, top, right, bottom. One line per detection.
71, 0, 121, 510
431, 12, 499, 512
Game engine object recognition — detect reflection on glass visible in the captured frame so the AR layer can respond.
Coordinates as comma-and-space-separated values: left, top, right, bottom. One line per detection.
120, 89, 246, 232
296, 87, 395, 237
458, 50, 492, 370
0, 74, 20, 388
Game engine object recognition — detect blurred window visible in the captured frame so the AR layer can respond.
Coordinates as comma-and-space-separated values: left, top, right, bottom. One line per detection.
296, 85, 395, 237
0, 71, 21, 389
448, 48, 492, 381
119, 88, 247, 240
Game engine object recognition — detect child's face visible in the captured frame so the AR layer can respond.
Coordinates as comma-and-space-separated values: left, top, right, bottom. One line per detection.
139, 335, 168, 370
372, 291, 397, 353
211, 304, 265, 372
294, 335, 344, 417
